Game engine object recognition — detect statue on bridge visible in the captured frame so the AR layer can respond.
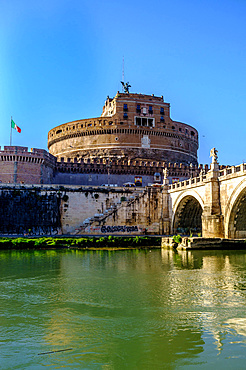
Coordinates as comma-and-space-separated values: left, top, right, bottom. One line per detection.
210, 147, 218, 163
163, 167, 169, 179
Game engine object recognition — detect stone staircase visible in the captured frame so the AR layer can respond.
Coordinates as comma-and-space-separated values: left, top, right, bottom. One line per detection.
75, 189, 147, 234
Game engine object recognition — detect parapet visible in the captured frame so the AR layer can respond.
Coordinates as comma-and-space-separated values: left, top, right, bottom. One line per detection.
55, 158, 203, 178
0, 146, 57, 166
0, 146, 57, 184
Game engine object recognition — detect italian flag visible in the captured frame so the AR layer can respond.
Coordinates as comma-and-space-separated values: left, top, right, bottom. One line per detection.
11, 119, 21, 133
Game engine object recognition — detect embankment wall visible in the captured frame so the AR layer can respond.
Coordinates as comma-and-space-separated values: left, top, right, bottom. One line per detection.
0, 184, 164, 236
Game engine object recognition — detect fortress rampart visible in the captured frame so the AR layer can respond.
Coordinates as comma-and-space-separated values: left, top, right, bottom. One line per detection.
48, 93, 199, 165
0, 145, 213, 186
0, 146, 56, 184
1, 91, 201, 186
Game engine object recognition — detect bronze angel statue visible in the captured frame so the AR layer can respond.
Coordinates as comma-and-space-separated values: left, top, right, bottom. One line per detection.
121, 81, 131, 93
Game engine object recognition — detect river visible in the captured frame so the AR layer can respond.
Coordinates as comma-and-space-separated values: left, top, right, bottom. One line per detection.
1, 248, 246, 369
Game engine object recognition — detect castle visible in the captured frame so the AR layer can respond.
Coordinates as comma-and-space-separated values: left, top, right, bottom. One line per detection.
0, 90, 204, 186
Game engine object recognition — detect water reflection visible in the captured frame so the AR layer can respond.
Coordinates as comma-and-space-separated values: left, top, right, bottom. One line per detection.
1, 249, 246, 369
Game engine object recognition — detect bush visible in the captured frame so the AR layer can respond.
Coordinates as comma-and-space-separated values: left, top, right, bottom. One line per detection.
172, 235, 182, 244
0, 236, 161, 249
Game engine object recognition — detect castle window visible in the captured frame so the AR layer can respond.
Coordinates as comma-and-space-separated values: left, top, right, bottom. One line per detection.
172, 126, 175, 130
160, 107, 164, 114
136, 117, 141, 126
160, 116, 164, 122
123, 113, 128, 119
73, 126, 75, 129
149, 106, 153, 114
81, 124, 83, 128
56, 129, 62, 134
123, 104, 128, 111
134, 116, 155, 127
136, 104, 141, 114
191, 131, 195, 136
179, 128, 182, 132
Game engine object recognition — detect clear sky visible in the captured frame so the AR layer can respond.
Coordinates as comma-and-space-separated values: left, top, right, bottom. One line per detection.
1, 0, 246, 166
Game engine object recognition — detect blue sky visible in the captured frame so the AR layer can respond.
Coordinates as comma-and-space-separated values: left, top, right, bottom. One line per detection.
1, 0, 246, 165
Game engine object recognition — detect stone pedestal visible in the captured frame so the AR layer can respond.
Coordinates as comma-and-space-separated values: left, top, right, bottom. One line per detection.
160, 175, 170, 235
202, 160, 224, 238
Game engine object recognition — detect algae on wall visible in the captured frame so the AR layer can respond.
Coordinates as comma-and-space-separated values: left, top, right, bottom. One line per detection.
0, 188, 61, 235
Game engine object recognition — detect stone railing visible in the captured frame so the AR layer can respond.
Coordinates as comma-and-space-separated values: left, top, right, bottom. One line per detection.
168, 174, 207, 191
168, 163, 246, 192
219, 163, 246, 177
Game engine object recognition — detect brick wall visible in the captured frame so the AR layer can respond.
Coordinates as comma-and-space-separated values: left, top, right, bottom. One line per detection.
0, 146, 56, 184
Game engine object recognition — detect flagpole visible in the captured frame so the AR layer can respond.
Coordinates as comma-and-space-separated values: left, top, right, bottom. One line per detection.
10, 116, 12, 146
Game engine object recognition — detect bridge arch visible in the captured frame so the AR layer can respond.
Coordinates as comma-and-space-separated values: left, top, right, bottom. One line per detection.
172, 190, 204, 235
224, 178, 246, 238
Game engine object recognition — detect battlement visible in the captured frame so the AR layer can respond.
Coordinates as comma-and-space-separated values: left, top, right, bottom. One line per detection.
0, 146, 56, 164
55, 158, 204, 179
0, 146, 56, 184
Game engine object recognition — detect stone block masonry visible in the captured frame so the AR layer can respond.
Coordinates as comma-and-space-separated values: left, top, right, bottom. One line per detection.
0, 186, 61, 235
0, 184, 165, 236
0, 146, 56, 185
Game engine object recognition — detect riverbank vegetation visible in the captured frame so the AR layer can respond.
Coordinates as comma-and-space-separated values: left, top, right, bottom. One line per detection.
0, 236, 161, 250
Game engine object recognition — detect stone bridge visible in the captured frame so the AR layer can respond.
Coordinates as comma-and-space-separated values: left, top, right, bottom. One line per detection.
167, 158, 246, 238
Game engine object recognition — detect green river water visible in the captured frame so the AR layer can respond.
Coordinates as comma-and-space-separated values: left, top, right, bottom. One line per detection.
1, 248, 246, 369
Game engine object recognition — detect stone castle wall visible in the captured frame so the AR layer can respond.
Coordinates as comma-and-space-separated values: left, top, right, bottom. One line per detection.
0, 146, 56, 184
48, 93, 198, 165
0, 146, 208, 186
0, 184, 164, 236
54, 159, 205, 186
0, 185, 61, 235
0, 94, 199, 186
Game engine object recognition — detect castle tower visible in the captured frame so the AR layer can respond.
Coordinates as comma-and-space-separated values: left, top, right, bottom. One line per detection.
48, 92, 198, 166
